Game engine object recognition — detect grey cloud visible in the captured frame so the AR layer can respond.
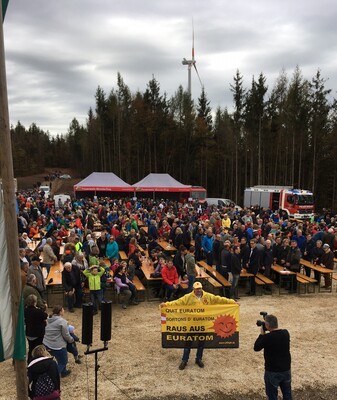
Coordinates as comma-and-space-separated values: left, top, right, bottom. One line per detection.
3, 0, 337, 134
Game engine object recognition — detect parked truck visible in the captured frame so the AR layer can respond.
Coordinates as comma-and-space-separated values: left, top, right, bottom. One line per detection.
244, 185, 314, 220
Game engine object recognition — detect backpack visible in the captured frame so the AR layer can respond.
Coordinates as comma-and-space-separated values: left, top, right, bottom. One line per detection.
34, 372, 55, 397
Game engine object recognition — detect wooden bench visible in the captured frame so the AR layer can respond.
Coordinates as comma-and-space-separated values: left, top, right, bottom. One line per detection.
296, 275, 311, 294
255, 273, 274, 295
254, 276, 268, 295
300, 259, 333, 293
132, 275, 146, 301
296, 272, 317, 294
140, 226, 148, 234
119, 251, 128, 261
197, 261, 231, 289
205, 276, 223, 295
332, 275, 337, 291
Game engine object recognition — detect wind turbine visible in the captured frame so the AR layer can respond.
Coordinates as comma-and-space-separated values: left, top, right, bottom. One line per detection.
182, 22, 203, 96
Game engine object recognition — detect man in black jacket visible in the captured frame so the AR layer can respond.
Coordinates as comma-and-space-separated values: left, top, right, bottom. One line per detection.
254, 314, 292, 400
246, 239, 261, 296
62, 262, 82, 312
286, 240, 301, 293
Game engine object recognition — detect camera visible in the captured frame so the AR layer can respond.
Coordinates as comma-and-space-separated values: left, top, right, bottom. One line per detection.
256, 311, 268, 331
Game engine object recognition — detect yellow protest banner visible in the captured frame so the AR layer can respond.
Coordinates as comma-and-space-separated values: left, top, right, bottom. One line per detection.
161, 304, 239, 348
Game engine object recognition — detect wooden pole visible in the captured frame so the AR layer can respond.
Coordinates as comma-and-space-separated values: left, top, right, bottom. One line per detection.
0, 7, 28, 400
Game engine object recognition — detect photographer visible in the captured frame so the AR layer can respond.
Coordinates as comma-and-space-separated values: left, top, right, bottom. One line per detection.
254, 314, 292, 400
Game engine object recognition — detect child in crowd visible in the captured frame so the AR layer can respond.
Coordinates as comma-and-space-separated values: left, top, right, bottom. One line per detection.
82, 265, 104, 315
100, 261, 112, 300
127, 259, 136, 280
110, 258, 119, 274
89, 245, 100, 266
67, 325, 82, 364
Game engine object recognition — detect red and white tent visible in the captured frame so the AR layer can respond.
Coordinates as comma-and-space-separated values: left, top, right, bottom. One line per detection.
133, 173, 191, 192
133, 173, 206, 199
74, 172, 133, 195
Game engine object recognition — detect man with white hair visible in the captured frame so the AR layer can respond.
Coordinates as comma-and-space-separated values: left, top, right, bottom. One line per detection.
62, 262, 82, 312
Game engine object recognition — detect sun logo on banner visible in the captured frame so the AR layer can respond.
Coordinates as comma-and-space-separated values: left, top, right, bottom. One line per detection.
212, 315, 237, 339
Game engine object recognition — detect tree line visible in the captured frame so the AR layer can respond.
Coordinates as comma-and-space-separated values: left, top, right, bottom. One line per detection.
6, 66, 337, 211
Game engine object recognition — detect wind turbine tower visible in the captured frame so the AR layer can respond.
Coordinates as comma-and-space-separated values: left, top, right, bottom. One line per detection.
182, 23, 202, 96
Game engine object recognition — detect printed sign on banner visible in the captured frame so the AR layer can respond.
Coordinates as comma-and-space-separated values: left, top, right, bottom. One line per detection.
161, 304, 239, 349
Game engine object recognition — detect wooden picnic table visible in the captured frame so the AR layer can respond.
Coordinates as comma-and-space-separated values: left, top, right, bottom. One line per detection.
141, 261, 162, 281
27, 241, 38, 251
158, 240, 177, 253
272, 264, 296, 294
46, 261, 63, 286
140, 226, 148, 234
300, 258, 334, 293
197, 261, 231, 288
195, 265, 212, 279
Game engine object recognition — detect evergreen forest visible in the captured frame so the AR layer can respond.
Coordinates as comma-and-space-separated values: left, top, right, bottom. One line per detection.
7, 66, 337, 210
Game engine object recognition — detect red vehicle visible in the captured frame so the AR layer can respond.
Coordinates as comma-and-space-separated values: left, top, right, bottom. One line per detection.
244, 186, 314, 220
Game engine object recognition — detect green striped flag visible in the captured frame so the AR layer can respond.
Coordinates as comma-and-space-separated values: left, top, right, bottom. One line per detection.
2, 0, 9, 21
0, 190, 26, 362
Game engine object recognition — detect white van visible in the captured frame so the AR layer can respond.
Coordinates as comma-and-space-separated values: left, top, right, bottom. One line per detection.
39, 185, 50, 198
205, 198, 242, 210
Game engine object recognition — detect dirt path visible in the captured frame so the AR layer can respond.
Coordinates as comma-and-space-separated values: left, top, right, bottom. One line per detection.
2, 293, 337, 399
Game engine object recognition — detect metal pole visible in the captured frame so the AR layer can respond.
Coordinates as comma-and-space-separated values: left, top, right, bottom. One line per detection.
0, 6, 28, 399
84, 346, 108, 400
95, 351, 98, 400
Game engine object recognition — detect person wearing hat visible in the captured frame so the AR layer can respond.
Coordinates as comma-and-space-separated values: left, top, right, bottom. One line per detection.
160, 281, 238, 370
320, 243, 334, 289
28, 255, 46, 300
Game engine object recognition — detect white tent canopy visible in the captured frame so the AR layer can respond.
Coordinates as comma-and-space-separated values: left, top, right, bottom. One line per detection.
133, 173, 192, 192
74, 172, 133, 192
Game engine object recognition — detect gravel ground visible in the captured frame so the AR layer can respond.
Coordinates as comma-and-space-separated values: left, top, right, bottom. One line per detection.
2, 290, 337, 399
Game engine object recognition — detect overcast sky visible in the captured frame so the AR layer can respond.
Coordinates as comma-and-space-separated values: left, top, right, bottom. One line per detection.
3, 0, 337, 135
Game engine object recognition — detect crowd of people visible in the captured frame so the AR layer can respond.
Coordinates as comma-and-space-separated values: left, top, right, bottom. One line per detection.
16, 189, 337, 398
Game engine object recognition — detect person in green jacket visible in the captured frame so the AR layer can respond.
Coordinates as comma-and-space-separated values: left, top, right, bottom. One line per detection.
160, 281, 238, 370
82, 265, 104, 314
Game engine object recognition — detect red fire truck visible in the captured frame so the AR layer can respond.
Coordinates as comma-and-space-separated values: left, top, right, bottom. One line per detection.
244, 186, 314, 220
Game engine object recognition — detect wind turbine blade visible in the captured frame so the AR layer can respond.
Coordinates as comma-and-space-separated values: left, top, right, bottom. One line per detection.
194, 63, 203, 87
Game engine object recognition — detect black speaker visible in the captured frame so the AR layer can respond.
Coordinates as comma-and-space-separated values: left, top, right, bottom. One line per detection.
82, 303, 93, 345
100, 301, 112, 342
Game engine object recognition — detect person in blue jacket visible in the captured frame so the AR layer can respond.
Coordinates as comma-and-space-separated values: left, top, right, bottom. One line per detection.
106, 235, 119, 261
202, 229, 214, 266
